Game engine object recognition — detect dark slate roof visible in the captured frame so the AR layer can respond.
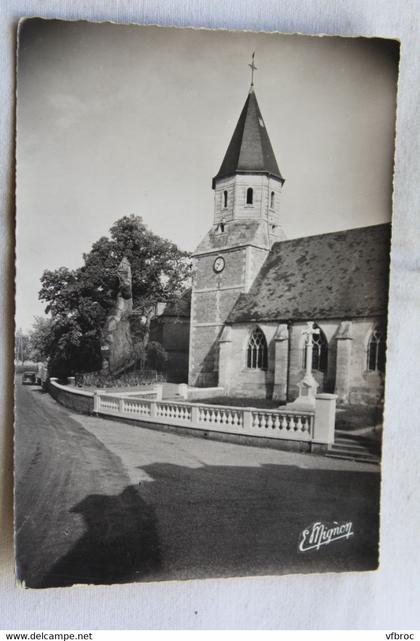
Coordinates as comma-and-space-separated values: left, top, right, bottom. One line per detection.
212, 87, 284, 188
228, 223, 391, 323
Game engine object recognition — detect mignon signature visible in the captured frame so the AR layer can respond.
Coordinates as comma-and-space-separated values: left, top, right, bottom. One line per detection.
299, 521, 354, 552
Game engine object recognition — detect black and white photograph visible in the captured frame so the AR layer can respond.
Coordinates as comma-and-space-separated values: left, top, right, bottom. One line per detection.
14, 19, 399, 589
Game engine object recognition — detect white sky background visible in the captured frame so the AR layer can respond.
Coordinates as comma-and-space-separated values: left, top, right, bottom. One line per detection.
16, 20, 399, 331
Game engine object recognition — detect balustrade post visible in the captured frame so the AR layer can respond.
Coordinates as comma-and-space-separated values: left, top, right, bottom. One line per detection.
93, 391, 100, 414
243, 409, 252, 432
150, 401, 157, 418
313, 394, 337, 444
191, 404, 200, 426
118, 398, 124, 414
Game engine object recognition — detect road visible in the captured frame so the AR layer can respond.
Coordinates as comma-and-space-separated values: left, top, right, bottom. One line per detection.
15, 383, 380, 588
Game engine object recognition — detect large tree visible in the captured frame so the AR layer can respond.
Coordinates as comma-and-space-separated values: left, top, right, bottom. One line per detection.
39, 215, 191, 376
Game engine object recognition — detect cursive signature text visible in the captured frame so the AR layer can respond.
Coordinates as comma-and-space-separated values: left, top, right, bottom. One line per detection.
299, 520, 354, 552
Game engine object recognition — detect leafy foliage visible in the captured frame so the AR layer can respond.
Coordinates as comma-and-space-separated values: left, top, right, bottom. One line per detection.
27, 316, 54, 362
75, 369, 166, 389
39, 215, 191, 376
15, 329, 31, 364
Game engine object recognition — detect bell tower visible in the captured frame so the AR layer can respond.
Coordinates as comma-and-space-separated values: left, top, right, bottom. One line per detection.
189, 64, 286, 386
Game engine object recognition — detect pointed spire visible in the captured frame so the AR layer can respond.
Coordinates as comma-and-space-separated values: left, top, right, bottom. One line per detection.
212, 87, 284, 188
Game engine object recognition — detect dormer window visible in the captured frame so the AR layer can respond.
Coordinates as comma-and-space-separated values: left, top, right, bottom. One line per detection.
223, 190, 228, 208
246, 187, 253, 205
270, 191, 275, 209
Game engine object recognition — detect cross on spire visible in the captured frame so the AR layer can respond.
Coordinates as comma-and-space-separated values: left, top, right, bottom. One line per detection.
248, 51, 257, 86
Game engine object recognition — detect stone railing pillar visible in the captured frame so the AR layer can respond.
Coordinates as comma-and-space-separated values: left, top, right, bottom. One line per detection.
191, 404, 200, 426
334, 321, 353, 403
93, 391, 100, 413
242, 409, 252, 431
218, 325, 232, 392
150, 401, 157, 418
272, 323, 289, 402
313, 393, 337, 444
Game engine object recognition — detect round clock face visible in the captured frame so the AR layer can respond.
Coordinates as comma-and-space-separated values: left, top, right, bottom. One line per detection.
213, 256, 225, 273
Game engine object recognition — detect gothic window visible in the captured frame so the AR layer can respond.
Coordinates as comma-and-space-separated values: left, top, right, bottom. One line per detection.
367, 326, 386, 372
302, 325, 328, 372
246, 187, 254, 205
223, 190, 228, 208
247, 327, 268, 369
270, 191, 275, 208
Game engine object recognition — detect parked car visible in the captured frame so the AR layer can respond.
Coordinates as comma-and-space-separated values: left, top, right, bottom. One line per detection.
22, 371, 36, 385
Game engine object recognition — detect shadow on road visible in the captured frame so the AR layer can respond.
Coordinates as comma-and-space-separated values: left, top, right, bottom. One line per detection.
135, 461, 380, 580
33, 460, 379, 588
37, 486, 161, 588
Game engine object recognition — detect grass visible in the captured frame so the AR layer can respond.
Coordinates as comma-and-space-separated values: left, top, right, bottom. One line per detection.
189, 396, 383, 433
188, 396, 283, 409
335, 404, 383, 432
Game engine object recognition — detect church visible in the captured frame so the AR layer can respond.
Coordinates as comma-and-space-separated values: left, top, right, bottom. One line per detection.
183, 79, 390, 406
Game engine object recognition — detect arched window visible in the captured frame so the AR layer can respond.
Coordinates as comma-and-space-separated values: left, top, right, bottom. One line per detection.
223, 190, 228, 208
246, 187, 253, 205
302, 325, 328, 372
247, 327, 268, 369
367, 326, 385, 372
270, 191, 275, 208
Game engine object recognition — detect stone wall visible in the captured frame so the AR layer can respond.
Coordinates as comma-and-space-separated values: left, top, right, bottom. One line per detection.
218, 322, 278, 397
189, 324, 221, 387
347, 318, 386, 404
194, 248, 246, 290
188, 247, 247, 387
48, 379, 94, 414
218, 317, 386, 404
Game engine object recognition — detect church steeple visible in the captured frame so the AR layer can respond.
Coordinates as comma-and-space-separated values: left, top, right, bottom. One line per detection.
212, 86, 284, 189
208, 76, 286, 242
189, 71, 287, 387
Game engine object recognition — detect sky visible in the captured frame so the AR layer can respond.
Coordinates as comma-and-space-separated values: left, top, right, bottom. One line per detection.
16, 20, 399, 331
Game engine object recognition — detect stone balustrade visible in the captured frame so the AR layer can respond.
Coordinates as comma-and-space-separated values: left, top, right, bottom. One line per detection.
93, 391, 335, 445
48, 379, 336, 445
